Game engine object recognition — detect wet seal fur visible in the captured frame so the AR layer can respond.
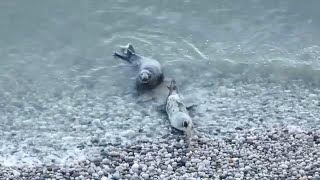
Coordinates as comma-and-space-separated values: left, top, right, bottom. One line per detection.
165, 79, 193, 140
113, 43, 164, 92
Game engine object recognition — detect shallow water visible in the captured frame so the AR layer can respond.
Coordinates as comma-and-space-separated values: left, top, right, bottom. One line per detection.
0, 0, 320, 166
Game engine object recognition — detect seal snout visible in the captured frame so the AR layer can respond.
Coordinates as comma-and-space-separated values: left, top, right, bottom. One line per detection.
182, 118, 192, 139
183, 121, 189, 128
140, 75, 148, 83
139, 70, 151, 83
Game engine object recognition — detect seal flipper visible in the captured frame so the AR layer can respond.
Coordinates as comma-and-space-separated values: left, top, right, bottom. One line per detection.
121, 43, 135, 54
186, 104, 197, 118
113, 52, 130, 62
114, 43, 137, 64
186, 104, 197, 111
127, 44, 135, 53
167, 79, 178, 95
171, 127, 185, 135
156, 104, 167, 115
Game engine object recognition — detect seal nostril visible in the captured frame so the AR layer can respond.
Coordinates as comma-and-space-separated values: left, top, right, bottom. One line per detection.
140, 73, 149, 82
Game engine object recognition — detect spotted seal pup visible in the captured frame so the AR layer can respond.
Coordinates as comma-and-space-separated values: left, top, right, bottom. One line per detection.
113, 43, 164, 92
165, 79, 193, 139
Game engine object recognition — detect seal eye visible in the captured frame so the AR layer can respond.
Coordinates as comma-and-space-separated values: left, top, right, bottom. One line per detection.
183, 121, 189, 128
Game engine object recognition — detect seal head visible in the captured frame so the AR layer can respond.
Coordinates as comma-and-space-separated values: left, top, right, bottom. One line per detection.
139, 69, 152, 84
171, 112, 192, 138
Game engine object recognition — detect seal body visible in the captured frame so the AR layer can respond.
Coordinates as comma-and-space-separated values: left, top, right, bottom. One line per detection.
165, 80, 192, 138
113, 44, 164, 91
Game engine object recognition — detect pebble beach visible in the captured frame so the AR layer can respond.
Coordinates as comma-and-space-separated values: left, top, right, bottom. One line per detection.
1, 79, 320, 180
1, 127, 320, 180
1, 0, 320, 179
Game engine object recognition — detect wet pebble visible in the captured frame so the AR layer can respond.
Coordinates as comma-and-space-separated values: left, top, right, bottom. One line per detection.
1, 127, 319, 180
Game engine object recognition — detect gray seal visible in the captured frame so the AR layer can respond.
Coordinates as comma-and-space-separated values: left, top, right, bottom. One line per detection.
113, 43, 164, 92
165, 79, 193, 139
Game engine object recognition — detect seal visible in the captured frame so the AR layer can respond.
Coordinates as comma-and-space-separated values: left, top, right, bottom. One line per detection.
165, 79, 193, 139
113, 43, 164, 92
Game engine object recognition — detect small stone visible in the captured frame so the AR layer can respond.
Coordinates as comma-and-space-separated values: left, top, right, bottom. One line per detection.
160, 165, 167, 170
92, 173, 99, 179
245, 166, 251, 171
198, 163, 206, 171
299, 169, 305, 175
12, 171, 21, 177
235, 173, 242, 178
178, 159, 187, 167
160, 174, 166, 179
115, 166, 123, 172
131, 163, 140, 173
203, 160, 210, 166
88, 167, 95, 174
304, 165, 311, 171
92, 156, 103, 165
98, 170, 104, 176
141, 173, 149, 179
105, 166, 116, 174
132, 173, 139, 179
109, 151, 120, 157
191, 158, 201, 164
102, 158, 111, 164
92, 119, 102, 127
71, 172, 80, 177
142, 166, 147, 172
166, 147, 174, 153
179, 140, 184, 145
280, 164, 288, 169
148, 165, 155, 171
239, 163, 245, 168
111, 172, 120, 180
165, 153, 172, 158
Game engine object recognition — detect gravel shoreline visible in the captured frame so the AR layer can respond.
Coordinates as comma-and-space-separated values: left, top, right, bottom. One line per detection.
1, 78, 320, 167
1, 127, 319, 180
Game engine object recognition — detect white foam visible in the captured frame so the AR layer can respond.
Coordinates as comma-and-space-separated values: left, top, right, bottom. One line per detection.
182, 39, 209, 60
